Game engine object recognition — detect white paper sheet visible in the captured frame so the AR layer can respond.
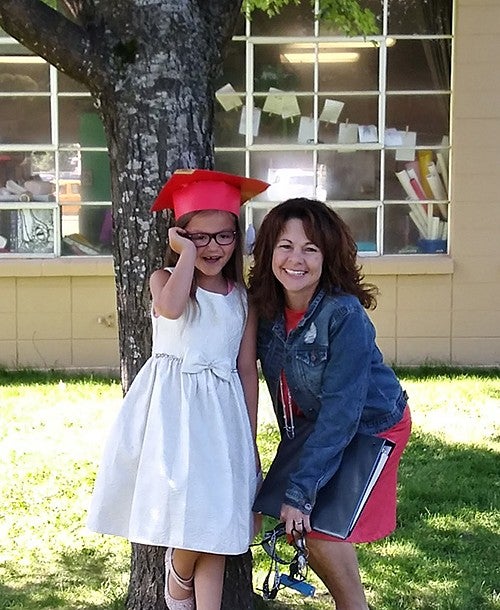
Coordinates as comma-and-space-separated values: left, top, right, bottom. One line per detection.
297, 116, 315, 143
395, 130, 417, 161
358, 124, 378, 143
238, 105, 261, 137
215, 83, 242, 111
263, 87, 285, 116
319, 99, 344, 124
338, 122, 359, 145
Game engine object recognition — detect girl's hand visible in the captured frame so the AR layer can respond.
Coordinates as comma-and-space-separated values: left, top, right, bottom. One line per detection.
168, 226, 196, 257
280, 503, 311, 536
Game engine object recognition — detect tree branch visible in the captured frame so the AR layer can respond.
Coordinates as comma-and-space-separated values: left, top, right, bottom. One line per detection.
0, 0, 95, 87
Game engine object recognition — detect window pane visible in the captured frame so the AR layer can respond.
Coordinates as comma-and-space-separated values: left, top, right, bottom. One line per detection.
250, 4, 314, 36
214, 103, 245, 147
319, 150, 380, 200
58, 72, 91, 93
319, 43, 379, 92
0, 97, 50, 144
386, 94, 450, 146
387, 39, 451, 91
59, 98, 103, 144
384, 203, 448, 255
0, 150, 55, 198
250, 151, 316, 202
318, 95, 378, 144
255, 44, 313, 93
61, 205, 111, 256
388, 0, 452, 36
335, 207, 378, 252
214, 151, 246, 176
0, 56, 49, 92
80, 152, 111, 202
216, 41, 246, 92
253, 94, 311, 145
384, 149, 449, 202
0, 207, 55, 254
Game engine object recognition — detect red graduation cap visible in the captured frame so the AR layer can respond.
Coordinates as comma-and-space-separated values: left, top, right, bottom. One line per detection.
151, 169, 270, 219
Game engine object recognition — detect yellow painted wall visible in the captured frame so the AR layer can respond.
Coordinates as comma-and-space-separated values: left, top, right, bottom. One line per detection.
0, 259, 119, 370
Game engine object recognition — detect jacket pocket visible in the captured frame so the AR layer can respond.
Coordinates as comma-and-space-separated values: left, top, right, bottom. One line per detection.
295, 347, 327, 367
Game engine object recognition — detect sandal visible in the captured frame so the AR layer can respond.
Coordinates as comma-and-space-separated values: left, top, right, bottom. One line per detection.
164, 547, 195, 610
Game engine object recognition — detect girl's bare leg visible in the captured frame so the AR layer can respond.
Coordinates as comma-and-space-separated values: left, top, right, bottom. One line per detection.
193, 553, 226, 610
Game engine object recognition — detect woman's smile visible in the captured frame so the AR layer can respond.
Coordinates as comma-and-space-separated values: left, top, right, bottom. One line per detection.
272, 218, 324, 309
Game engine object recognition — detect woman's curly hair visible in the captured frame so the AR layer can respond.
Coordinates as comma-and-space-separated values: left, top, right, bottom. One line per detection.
247, 198, 378, 319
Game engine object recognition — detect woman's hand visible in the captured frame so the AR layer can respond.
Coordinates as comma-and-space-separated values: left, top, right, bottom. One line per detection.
168, 226, 196, 257
280, 503, 311, 536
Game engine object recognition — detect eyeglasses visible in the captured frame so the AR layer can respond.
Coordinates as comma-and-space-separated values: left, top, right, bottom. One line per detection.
185, 230, 237, 247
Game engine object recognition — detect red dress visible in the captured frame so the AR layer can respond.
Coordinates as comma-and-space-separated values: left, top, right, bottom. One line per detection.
282, 307, 411, 543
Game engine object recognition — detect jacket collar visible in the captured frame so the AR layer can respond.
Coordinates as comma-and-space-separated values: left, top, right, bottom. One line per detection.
270, 288, 326, 340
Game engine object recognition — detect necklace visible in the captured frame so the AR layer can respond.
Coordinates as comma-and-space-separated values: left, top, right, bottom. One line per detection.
279, 372, 295, 439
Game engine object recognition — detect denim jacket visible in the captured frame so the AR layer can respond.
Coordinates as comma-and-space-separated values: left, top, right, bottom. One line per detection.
257, 289, 407, 515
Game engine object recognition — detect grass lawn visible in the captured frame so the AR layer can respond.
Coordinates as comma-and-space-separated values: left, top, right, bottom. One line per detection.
0, 367, 499, 610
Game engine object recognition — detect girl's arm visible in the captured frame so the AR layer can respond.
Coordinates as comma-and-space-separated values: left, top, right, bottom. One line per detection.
237, 304, 260, 469
149, 227, 197, 319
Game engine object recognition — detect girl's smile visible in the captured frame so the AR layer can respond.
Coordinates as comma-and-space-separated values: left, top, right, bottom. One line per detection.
184, 210, 237, 289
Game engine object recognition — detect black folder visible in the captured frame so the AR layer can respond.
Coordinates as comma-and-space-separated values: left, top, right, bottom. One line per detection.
253, 421, 395, 539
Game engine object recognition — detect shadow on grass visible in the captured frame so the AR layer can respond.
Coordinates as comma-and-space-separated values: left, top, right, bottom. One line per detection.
0, 545, 128, 610
358, 431, 499, 610
252, 431, 499, 610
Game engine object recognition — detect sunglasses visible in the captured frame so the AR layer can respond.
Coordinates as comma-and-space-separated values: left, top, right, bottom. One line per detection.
185, 230, 237, 248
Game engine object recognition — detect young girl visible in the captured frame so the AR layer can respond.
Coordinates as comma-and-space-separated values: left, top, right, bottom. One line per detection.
87, 169, 269, 610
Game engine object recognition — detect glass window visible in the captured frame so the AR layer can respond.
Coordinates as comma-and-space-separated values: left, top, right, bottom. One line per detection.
59, 99, 104, 145
255, 44, 313, 93
386, 94, 450, 146
61, 204, 111, 256
388, 0, 452, 36
0, 56, 49, 92
334, 207, 378, 252
387, 39, 451, 91
318, 95, 379, 144
0, 96, 51, 144
0, 0, 452, 257
319, 150, 380, 201
0, 207, 55, 254
318, 43, 379, 92
250, 4, 314, 36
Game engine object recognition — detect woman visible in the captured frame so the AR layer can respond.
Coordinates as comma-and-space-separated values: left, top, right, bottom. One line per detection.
248, 198, 411, 610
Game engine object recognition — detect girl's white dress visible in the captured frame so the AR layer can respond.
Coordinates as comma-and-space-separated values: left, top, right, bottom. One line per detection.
87, 284, 257, 555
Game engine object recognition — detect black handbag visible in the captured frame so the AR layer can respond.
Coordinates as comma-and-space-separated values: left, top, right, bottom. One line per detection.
253, 418, 395, 539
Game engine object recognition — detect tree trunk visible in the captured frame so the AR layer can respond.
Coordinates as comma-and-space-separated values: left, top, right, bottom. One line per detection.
93, 5, 254, 609
125, 546, 255, 610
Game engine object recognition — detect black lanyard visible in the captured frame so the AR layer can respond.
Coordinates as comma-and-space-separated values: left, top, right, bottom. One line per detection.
253, 523, 315, 599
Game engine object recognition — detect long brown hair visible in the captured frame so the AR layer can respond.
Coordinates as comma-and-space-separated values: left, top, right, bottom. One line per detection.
165, 211, 244, 298
248, 198, 378, 319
